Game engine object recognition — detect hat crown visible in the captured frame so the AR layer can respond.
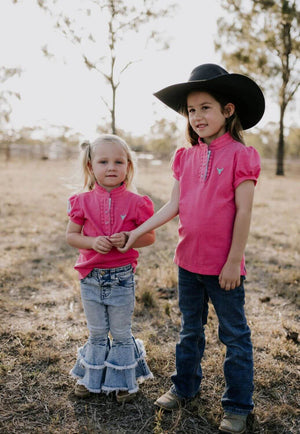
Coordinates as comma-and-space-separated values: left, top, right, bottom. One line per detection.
189, 64, 229, 82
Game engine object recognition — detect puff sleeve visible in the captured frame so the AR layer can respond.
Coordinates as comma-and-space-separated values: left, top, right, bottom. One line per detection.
136, 195, 154, 226
234, 146, 261, 189
172, 147, 186, 180
67, 194, 84, 226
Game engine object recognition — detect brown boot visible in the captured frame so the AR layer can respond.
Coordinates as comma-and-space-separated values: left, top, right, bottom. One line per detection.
116, 390, 137, 403
154, 389, 183, 411
74, 384, 90, 398
219, 412, 247, 433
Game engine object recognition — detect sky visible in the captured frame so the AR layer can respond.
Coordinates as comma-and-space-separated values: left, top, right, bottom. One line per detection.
0, 0, 296, 139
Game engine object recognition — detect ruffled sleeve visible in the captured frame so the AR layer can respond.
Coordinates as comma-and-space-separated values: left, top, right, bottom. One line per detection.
172, 147, 186, 180
234, 146, 261, 189
67, 194, 84, 225
136, 195, 154, 226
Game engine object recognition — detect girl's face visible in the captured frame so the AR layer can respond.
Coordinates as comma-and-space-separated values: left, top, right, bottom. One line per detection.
90, 141, 129, 191
187, 91, 234, 145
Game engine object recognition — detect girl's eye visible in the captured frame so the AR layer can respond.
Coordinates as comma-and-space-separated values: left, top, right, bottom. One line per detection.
188, 108, 195, 113
116, 160, 124, 164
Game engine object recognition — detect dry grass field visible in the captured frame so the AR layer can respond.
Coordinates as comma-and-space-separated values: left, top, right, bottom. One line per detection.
0, 155, 299, 433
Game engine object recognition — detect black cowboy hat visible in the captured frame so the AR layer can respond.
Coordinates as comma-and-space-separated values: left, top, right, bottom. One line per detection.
153, 63, 265, 130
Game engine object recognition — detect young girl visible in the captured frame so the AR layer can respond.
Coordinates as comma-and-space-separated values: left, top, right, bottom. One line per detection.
119, 64, 265, 433
66, 134, 155, 403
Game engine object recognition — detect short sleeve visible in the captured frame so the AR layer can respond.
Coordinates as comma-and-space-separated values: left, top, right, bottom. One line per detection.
172, 147, 186, 180
136, 195, 154, 226
234, 146, 261, 189
67, 194, 84, 225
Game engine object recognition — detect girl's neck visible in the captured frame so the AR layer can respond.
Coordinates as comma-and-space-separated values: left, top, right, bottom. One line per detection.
94, 182, 126, 194
199, 131, 230, 147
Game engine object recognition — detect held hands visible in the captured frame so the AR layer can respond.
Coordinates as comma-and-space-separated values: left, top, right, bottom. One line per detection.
91, 232, 128, 254
91, 236, 113, 254
117, 230, 139, 252
219, 260, 241, 291
109, 232, 129, 249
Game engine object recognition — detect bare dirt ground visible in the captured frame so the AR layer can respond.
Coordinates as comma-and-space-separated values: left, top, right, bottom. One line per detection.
0, 156, 299, 433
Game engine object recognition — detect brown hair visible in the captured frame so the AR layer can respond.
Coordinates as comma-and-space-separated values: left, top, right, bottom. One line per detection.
80, 134, 136, 191
182, 90, 245, 146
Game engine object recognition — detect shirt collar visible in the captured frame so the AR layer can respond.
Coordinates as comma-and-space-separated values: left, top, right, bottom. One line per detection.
94, 182, 127, 196
198, 132, 232, 149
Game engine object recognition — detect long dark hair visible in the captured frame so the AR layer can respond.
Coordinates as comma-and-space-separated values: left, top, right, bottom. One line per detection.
182, 90, 245, 146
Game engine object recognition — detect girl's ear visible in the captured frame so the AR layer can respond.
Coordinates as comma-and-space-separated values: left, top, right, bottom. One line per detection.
224, 103, 235, 118
87, 161, 94, 176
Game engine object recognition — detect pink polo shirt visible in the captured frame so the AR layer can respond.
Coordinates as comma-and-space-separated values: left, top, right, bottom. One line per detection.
68, 183, 154, 279
172, 132, 261, 276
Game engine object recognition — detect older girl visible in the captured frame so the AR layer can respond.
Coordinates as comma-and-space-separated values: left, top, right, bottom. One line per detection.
120, 64, 265, 433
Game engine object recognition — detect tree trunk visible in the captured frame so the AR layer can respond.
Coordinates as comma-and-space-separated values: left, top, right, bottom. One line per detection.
111, 86, 116, 135
5, 142, 11, 161
276, 106, 285, 176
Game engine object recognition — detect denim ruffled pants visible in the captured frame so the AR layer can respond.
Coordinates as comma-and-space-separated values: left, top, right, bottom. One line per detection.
70, 265, 153, 394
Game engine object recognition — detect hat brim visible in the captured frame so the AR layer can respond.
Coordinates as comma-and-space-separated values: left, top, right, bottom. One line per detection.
154, 74, 265, 130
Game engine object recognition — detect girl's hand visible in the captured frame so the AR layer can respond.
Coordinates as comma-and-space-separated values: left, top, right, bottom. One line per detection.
92, 236, 112, 254
109, 232, 129, 249
219, 261, 241, 291
117, 230, 139, 252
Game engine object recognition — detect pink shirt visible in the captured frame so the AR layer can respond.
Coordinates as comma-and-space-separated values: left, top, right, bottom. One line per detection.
68, 183, 154, 279
172, 132, 261, 276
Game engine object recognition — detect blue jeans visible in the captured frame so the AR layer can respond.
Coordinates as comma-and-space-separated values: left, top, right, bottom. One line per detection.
171, 267, 254, 415
70, 265, 153, 393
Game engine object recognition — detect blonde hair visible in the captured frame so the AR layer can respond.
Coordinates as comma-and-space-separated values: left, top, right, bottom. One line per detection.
80, 134, 136, 191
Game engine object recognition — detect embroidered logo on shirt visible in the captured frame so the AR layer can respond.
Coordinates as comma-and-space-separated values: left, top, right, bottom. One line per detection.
120, 214, 126, 220
217, 168, 224, 175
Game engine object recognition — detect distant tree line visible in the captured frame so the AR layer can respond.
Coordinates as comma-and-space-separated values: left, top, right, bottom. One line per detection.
1, 121, 299, 161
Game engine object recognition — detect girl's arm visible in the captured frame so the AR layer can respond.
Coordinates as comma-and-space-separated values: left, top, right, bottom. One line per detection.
219, 180, 255, 291
118, 179, 180, 252
109, 230, 155, 249
66, 221, 112, 254
129, 231, 155, 248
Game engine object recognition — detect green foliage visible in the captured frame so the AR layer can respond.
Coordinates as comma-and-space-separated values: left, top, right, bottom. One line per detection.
245, 123, 278, 158
216, 0, 300, 175
286, 125, 300, 158
103, 118, 182, 158
148, 118, 182, 158
0, 66, 22, 137
217, 0, 299, 92
246, 122, 300, 159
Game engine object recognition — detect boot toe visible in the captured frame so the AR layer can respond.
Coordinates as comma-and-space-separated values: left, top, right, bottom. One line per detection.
219, 412, 247, 434
154, 390, 182, 411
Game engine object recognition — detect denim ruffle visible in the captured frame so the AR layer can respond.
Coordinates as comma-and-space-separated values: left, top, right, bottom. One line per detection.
70, 337, 153, 394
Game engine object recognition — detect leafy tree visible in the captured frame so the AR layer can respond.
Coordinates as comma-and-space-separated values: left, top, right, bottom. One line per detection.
215, 0, 300, 175
245, 123, 278, 158
149, 118, 182, 158
0, 67, 21, 133
35, 0, 176, 135
0, 66, 21, 159
286, 125, 300, 158
97, 118, 181, 158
